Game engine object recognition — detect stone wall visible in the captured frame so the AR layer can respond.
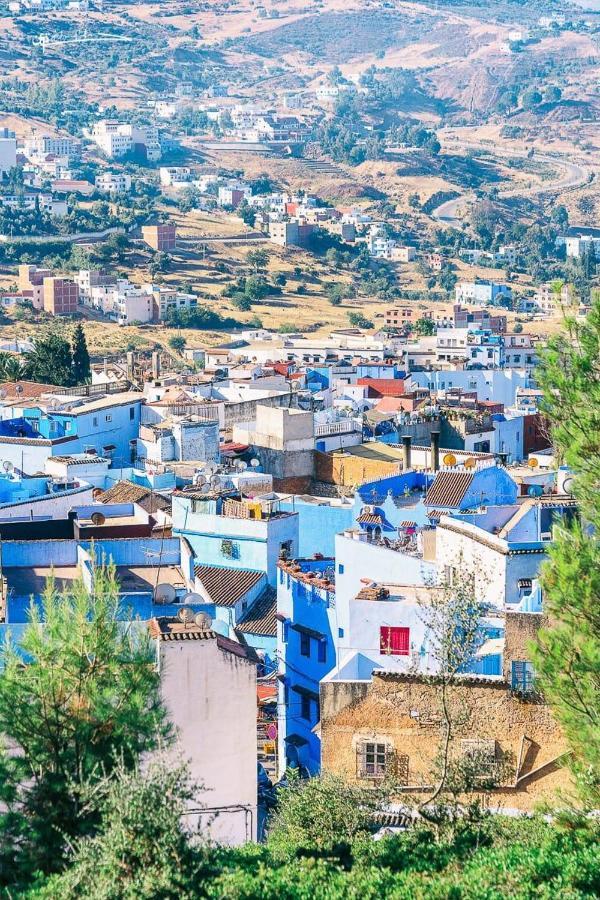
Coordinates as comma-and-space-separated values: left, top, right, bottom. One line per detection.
314, 450, 401, 487
320, 671, 570, 811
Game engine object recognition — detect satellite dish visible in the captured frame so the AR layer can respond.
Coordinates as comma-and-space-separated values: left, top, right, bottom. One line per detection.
237, 460, 248, 472
194, 611, 212, 629
528, 457, 539, 468
527, 484, 543, 498
91, 511, 106, 526
210, 474, 221, 489
443, 453, 457, 467
0, 390, 6, 399
562, 476, 574, 496
182, 591, 203, 605
154, 583, 176, 604
176, 606, 195, 624
204, 462, 216, 477
15, 385, 23, 395
193, 472, 206, 487
3, 460, 13, 473
250, 458, 260, 468
463, 457, 476, 470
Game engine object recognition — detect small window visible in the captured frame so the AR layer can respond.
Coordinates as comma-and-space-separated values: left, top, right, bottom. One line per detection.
300, 694, 311, 720
282, 621, 289, 643
220, 539, 240, 559
129, 407, 135, 420
511, 660, 535, 693
357, 741, 389, 779
300, 632, 311, 658
105, 414, 112, 422
338, 563, 344, 575
318, 639, 327, 664
380, 626, 410, 656
93, 416, 98, 427
338, 627, 344, 639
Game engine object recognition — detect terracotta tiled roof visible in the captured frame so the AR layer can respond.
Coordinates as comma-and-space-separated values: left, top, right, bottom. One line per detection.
427, 509, 444, 520
236, 587, 277, 636
357, 377, 405, 398
425, 471, 474, 509
0, 380, 61, 400
194, 564, 264, 608
148, 617, 254, 660
357, 513, 383, 525
52, 454, 108, 464
100, 480, 150, 505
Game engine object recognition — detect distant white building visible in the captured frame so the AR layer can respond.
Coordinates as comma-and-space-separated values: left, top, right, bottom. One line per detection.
0, 128, 17, 179
95, 171, 132, 193
565, 235, 600, 260
455, 282, 513, 304
88, 121, 161, 161
23, 134, 80, 161
159, 166, 193, 188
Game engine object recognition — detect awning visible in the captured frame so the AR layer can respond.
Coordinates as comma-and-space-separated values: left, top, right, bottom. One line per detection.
290, 623, 326, 641
284, 733, 308, 747
292, 684, 320, 702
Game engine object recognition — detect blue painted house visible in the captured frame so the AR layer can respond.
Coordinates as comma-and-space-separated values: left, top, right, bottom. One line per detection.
277, 556, 336, 774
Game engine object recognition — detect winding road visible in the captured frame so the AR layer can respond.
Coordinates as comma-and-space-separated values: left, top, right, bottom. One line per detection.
430, 131, 593, 226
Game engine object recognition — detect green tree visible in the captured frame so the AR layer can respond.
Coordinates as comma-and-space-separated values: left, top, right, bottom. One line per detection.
267, 772, 381, 862
43, 761, 204, 900
533, 301, 600, 807
348, 312, 373, 328
23, 330, 74, 386
237, 200, 256, 228
246, 249, 268, 272
0, 352, 23, 382
71, 323, 91, 384
0, 563, 169, 884
521, 88, 542, 110
168, 335, 186, 353
415, 317, 435, 336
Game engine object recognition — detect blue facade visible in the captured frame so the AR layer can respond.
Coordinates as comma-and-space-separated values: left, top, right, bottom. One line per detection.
279, 498, 355, 557
277, 558, 337, 774
172, 493, 299, 585
10, 397, 142, 467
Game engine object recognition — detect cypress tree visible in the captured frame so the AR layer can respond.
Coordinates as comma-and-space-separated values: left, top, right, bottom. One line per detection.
72, 322, 91, 384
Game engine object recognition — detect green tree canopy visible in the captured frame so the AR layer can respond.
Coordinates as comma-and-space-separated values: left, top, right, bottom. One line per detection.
533, 299, 600, 807
0, 563, 169, 883
23, 330, 74, 386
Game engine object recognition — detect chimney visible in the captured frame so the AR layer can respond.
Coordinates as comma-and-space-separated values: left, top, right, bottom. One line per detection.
152, 351, 161, 380
402, 434, 412, 470
126, 351, 135, 382
431, 430, 440, 472
103, 357, 108, 376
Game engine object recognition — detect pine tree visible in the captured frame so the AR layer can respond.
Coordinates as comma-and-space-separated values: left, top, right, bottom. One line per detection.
533, 299, 600, 807
0, 563, 170, 883
72, 322, 91, 384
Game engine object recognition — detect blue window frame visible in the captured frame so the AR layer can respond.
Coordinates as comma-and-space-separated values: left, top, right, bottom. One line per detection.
300, 632, 311, 657
338, 564, 345, 574
318, 639, 327, 664
511, 660, 534, 692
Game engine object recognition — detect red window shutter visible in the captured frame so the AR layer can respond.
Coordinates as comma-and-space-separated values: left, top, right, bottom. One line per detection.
380, 626, 410, 656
